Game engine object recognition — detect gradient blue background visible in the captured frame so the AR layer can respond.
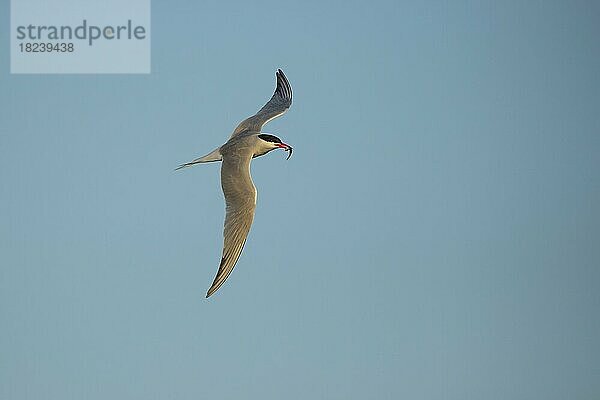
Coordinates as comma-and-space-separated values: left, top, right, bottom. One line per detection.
1, 1, 599, 399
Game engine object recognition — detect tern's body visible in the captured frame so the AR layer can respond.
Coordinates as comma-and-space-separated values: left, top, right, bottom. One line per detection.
177, 69, 293, 298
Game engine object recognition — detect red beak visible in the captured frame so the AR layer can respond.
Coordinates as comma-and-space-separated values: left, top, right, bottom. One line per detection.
276, 142, 293, 160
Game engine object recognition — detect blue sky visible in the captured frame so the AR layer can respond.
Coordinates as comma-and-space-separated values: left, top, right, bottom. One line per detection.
1, 1, 599, 399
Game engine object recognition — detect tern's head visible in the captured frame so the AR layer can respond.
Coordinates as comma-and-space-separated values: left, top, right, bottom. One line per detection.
257, 133, 293, 160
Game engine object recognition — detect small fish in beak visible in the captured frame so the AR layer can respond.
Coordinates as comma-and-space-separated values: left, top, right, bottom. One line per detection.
276, 142, 293, 160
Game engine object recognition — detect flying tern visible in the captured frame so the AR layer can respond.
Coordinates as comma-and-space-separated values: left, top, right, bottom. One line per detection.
176, 69, 293, 298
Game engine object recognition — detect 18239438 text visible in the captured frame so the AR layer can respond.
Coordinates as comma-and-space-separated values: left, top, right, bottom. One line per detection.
19, 42, 74, 53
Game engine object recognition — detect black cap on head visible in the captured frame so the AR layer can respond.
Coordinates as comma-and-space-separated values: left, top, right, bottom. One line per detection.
258, 134, 282, 144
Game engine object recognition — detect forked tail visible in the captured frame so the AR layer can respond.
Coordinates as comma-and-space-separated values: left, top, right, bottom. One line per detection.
175, 147, 222, 170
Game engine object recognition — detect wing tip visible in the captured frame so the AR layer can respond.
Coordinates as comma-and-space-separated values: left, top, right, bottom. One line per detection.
205, 281, 219, 298
205, 256, 227, 298
276, 68, 287, 81
274, 68, 292, 101
205, 281, 221, 298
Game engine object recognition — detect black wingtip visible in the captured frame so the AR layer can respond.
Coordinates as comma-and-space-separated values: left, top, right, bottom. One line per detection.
206, 285, 216, 298
274, 69, 291, 101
